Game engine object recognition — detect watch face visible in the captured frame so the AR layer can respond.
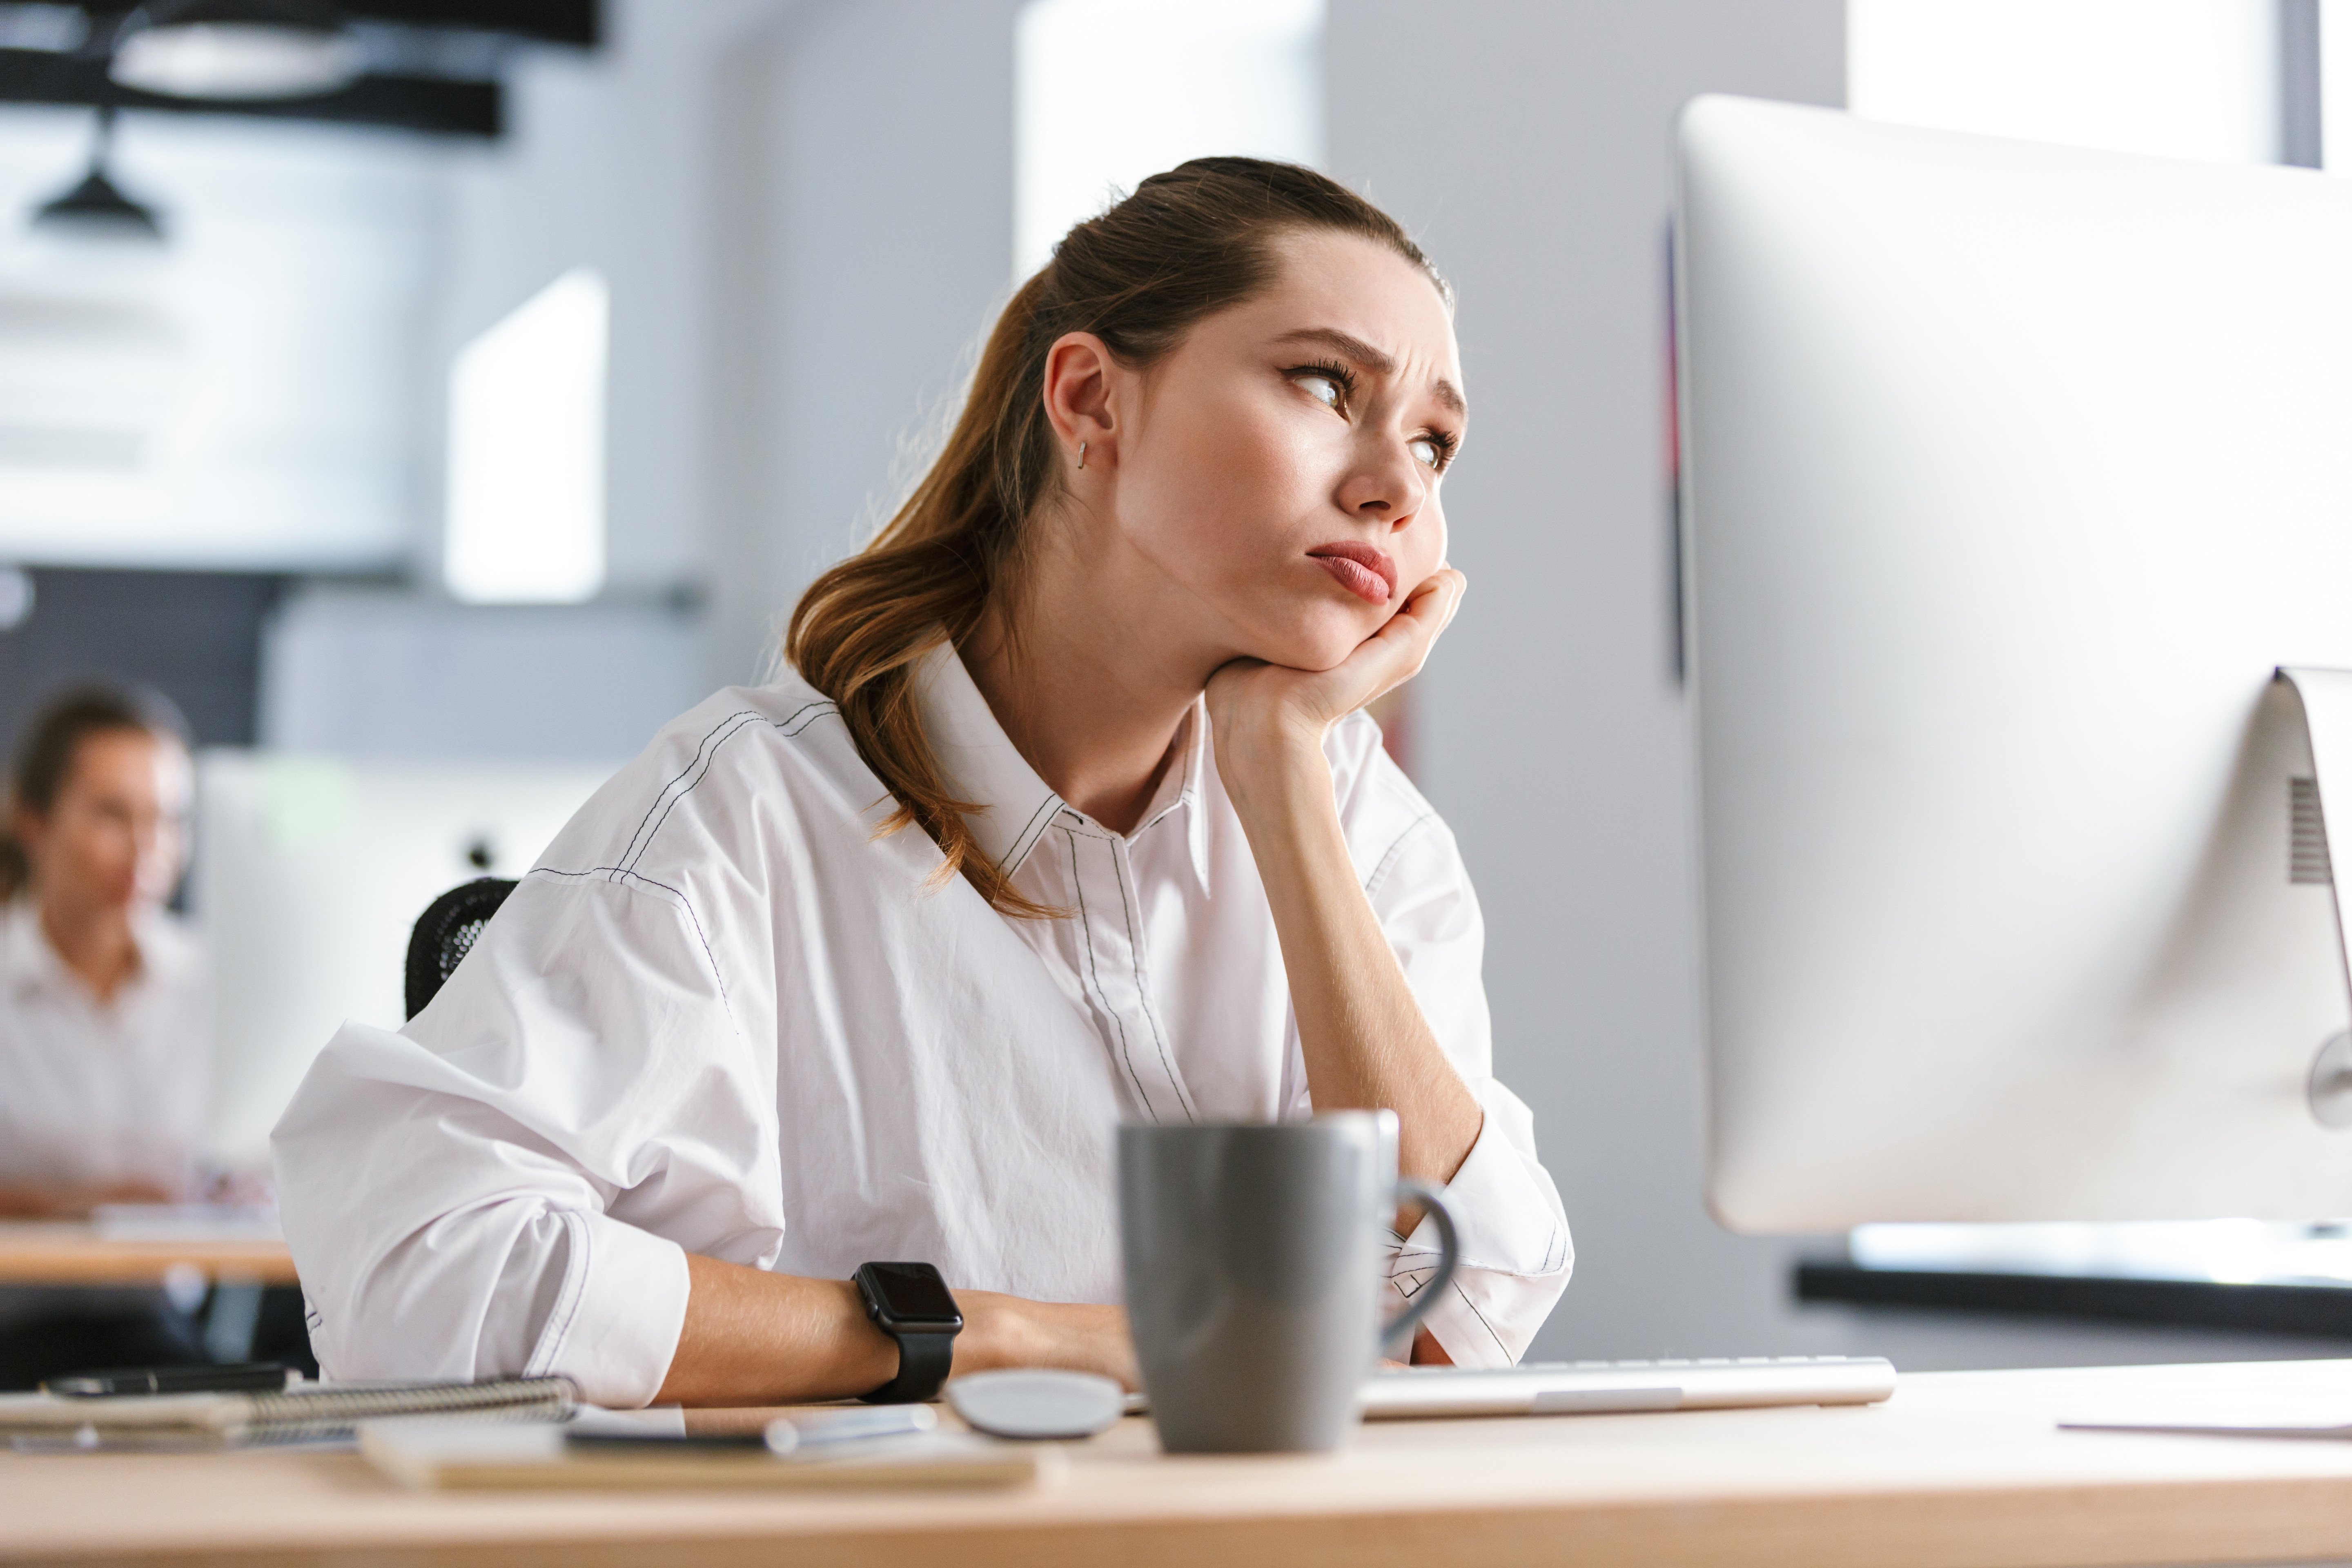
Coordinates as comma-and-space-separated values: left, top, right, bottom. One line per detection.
861, 1262, 961, 1329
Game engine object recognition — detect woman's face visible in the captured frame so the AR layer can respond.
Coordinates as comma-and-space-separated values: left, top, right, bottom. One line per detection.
14, 728, 189, 918
1096, 230, 1466, 673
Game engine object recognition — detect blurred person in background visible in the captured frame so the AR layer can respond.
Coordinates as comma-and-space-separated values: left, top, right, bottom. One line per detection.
0, 685, 211, 1387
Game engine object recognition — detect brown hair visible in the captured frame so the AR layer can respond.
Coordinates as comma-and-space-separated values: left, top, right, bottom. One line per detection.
0, 684, 189, 901
786, 156, 1444, 914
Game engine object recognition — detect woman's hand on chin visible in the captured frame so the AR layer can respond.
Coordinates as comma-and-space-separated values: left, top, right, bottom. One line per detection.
1208, 566, 1466, 798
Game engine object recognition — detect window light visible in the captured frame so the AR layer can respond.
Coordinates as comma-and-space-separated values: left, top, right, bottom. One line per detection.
444, 267, 607, 605
1013, 0, 1324, 280
1848, 0, 2281, 165
2324, 0, 2352, 171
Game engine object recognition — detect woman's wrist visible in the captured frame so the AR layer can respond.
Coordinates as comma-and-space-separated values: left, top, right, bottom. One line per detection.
951, 1290, 1029, 1375
1213, 706, 1334, 824
951, 1290, 1139, 1389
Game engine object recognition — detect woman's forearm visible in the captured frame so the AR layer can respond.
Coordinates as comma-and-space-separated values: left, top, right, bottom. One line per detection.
1222, 724, 1483, 1187
653, 1254, 1138, 1405
653, 1256, 896, 1404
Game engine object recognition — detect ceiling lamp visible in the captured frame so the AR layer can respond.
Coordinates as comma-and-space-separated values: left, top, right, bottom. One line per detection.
109, 1, 363, 102
31, 108, 164, 243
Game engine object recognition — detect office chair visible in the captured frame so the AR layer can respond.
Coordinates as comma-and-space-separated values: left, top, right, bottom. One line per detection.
405, 876, 517, 1020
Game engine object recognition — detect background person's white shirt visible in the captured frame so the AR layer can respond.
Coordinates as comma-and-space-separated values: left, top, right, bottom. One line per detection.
274, 644, 1572, 1406
0, 900, 209, 1196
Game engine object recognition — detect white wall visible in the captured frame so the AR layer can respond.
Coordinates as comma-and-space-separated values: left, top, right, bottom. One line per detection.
429, 0, 804, 601
0, 109, 439, 570
702, 0, 1024, 689
258, 0, 805, 758
1323, 0, 2348, 1370
259, 586, 699, 760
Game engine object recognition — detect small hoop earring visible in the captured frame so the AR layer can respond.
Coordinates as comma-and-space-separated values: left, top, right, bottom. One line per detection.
1078, 441, 1088, 470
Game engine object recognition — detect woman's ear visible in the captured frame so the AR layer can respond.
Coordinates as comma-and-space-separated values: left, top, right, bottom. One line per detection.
1041, 332, 1119, 470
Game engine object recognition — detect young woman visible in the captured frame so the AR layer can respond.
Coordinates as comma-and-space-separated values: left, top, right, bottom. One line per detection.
0, 687, 213, 1389
277, 159, 1570, 1407
0, 686, 205, 1220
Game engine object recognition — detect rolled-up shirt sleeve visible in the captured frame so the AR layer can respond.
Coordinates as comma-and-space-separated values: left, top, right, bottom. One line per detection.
271, 872, 782, 1408
1338, 744, 1573, 1368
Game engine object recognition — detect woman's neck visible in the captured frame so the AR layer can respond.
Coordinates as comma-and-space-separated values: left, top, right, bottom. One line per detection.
965, 530, 1226, 836
37, 894, 142, 1007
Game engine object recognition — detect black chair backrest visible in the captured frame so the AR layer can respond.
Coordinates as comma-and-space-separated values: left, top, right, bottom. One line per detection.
405, 877, 518, 1020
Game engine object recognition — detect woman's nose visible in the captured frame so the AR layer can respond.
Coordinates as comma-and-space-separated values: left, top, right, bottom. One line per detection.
1340, 439, 1428, 526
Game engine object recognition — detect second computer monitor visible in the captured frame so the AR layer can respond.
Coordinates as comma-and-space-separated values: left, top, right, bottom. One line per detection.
1677, 96, 2352, 1229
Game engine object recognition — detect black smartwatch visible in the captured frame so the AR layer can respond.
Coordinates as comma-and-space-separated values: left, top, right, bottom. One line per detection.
852, 1261, 962, 1403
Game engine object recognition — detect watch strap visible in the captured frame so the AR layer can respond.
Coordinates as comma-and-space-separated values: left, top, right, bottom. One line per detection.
860, 1325, 956, 1404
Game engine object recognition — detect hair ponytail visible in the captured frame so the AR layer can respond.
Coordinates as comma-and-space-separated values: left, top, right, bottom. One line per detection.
786, 157, 1444, 914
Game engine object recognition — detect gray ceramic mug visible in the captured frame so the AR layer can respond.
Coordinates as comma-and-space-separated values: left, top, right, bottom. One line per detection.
1118, 1111, 1462, 1453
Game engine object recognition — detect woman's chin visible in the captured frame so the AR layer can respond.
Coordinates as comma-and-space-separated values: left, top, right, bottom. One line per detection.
1241, 630, 1364, 675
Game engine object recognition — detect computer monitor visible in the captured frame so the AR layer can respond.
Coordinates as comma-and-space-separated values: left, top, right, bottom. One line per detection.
191, 752, 615, 1167
1676, 96, 2352, 1230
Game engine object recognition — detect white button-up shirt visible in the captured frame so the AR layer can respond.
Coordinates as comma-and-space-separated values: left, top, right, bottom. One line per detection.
274, 644, 1570, 1405
0, 900, 208, 1195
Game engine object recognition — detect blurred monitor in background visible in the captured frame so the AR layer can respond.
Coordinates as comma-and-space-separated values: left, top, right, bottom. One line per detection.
192, 751, 614, 1167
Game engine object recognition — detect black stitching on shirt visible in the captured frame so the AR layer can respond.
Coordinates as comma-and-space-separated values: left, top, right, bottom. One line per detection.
622, 703, 836, 875
533, 698, 861, 1024
615, 709, 762, 873
528, 866, 730, 1005
1454, 1277, 1510, 1357
1001, 792, 1062, 872
1062, 827, 1156, 1121
1107, 840, 1195, 1123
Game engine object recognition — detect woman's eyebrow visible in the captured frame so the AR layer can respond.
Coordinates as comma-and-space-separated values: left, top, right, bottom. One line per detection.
1272, 326, 1466, 415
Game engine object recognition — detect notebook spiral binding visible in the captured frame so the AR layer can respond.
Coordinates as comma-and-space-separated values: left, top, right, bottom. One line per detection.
229, 1378, 580, 1443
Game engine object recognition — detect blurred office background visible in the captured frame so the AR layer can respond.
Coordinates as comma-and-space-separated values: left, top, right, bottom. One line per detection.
5, 0, 2350, 1370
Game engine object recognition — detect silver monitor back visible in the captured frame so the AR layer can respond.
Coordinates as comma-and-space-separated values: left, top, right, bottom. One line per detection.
1677, 96, 2352, 1229
192, 751, 613, 1167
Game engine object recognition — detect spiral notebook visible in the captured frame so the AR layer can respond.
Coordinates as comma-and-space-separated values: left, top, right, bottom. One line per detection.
0, 1377, 577, 1449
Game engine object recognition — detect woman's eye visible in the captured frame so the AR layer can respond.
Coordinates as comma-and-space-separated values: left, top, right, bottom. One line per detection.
1410, 437, 1443, 470
1298, 374, 1343, 410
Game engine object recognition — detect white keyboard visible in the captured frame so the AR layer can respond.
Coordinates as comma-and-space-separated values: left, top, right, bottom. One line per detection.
1360, 1354, 1898, 1419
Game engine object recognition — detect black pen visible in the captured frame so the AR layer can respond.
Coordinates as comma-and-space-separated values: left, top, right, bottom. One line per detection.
44, 1363, 297, 1397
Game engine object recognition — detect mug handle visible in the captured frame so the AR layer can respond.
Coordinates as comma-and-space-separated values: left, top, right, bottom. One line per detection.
1379, 1176, 1461, 1354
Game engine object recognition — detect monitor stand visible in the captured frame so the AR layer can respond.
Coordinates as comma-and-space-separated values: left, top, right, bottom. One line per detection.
2276, 667, 2352, 1126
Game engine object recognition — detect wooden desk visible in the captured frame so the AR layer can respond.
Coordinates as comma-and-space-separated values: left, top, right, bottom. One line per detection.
0, 1223, 298, 1287
10, 1359, 2352, 1566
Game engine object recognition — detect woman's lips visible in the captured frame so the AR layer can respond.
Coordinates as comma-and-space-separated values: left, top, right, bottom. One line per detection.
1307, 541, 1398, 606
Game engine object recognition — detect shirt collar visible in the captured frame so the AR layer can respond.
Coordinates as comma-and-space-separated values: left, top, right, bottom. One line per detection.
0, 899, 50, 995
1131, 699, 1214, 894
910, 639, 1214, 893
912, 640, 1066, 878
1, 898, 186, 1000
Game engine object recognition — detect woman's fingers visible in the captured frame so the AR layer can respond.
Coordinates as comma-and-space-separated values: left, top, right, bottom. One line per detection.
1369, 567, 1466, 679
1206, 565, 1470, 748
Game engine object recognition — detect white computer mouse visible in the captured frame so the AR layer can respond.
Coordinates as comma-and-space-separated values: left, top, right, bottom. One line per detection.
946, 1369, 1126, 1440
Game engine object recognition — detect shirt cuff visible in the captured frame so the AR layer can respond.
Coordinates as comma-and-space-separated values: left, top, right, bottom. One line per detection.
1383, 1096, 1573, 1368
1412, 1096, 1571, 1278
526, 1209, 692, 1408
